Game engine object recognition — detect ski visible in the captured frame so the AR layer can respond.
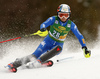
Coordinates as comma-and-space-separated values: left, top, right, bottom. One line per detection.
4, 60, 53, 73
4, 65, 17, 73
42, 60, 53, 67
25, 60, 53, 69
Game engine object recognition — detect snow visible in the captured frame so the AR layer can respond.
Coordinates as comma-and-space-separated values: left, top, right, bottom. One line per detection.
0, 29, 100, 79
0, 39, 100, 79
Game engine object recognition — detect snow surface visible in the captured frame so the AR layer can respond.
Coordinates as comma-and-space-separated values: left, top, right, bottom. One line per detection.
0, 29, 100, 79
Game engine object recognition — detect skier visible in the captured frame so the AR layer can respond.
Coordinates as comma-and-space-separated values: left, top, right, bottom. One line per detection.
7, 4, 91, 72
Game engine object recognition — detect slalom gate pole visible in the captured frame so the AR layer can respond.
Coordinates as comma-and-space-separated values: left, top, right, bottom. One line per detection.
0, 34, 33, 43
0, 37, 21, 43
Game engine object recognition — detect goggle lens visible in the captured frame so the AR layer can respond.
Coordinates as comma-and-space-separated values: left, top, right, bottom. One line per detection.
58, 13, 69, 18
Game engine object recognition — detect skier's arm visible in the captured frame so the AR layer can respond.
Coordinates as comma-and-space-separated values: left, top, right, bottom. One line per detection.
71, 22, 91, 58
71, 22, 86, 47
40, 16, 55, 31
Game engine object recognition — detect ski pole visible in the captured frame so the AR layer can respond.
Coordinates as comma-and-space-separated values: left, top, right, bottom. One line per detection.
56, 56, 74, 62
0, 30, 48, 43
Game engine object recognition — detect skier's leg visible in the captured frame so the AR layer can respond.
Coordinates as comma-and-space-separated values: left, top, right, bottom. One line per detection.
33, 38, 64, 63
32, 36, 53, 58
7, 36, 51, 69
25, 45, 62, 68
13, 54, 36, 67
39, 45, 62, 62
26, 42, 52, 68
8, 54, 37, 69
45, 41, 64, 56
32, 41, 50, 58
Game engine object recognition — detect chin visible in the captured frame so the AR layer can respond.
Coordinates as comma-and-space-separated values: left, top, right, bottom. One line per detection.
62, 20, 66, 22
61, 18, 68, 22
61, 20, 67, 23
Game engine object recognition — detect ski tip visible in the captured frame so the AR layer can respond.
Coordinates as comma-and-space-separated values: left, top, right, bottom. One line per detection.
4, 65, 17, 73
9, 67, 17, 73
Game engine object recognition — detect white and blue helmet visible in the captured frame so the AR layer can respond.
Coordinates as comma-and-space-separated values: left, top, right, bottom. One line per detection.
57, 4, 71, 13
57, 4, 71, 20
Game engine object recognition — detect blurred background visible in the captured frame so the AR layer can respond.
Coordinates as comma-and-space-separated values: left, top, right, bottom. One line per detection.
0, 0, 100, 58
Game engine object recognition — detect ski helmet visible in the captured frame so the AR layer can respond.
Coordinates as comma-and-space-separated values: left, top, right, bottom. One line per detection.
57, 4, 71, 19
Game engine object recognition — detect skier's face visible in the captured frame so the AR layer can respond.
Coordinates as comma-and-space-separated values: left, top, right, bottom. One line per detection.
60, 17, 67, 22
58, 12, 69, 22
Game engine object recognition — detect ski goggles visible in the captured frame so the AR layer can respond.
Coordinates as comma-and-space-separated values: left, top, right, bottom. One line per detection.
58, 12, 69, 19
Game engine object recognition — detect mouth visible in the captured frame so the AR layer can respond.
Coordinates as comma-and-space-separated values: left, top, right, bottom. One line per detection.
60, 17, 67, 22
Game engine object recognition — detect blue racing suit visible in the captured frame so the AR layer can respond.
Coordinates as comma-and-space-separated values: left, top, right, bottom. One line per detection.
32, 16, 86, 58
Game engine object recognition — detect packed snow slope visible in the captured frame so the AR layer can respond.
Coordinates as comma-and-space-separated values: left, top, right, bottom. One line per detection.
0, 28, 100, 79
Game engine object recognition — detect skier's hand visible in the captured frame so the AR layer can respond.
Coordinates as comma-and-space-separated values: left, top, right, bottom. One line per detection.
82, 46, 91, 58
40, 28, 47, 32
32, 28, 48, 37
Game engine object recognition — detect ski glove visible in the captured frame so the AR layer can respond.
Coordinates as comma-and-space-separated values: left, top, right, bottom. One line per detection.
40, 28, 47, 32
82, 46, 91, 58
36, 28, 48, 37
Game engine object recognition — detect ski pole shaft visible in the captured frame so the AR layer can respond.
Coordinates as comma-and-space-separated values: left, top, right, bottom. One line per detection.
56, 56, 74, 62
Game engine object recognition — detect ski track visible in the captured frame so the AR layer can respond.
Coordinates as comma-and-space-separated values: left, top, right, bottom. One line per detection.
0, 39, 100, 79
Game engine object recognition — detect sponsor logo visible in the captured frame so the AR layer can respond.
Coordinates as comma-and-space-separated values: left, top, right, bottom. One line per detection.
77, 30, 82, 35
74, 25, 77, 29
38, 48, 42, 52
63, 31, 68, 33
58, 26, 66, 30
82, 39, 85, 44
59, 34, 67, 39
67, 24, 70, 28
62, 8, 68, 12
41, 41, 46, 47
50, 17, 53, 20
55, 20, 58, 24
53, 26, 62, 33
43, 24, 45, 28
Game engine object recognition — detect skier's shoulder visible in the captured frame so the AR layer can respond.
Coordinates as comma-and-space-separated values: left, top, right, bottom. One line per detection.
42, 16, 55, 25
68, 20, 75, 26
47, 16, 56, 22
69, 20, 77, 30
